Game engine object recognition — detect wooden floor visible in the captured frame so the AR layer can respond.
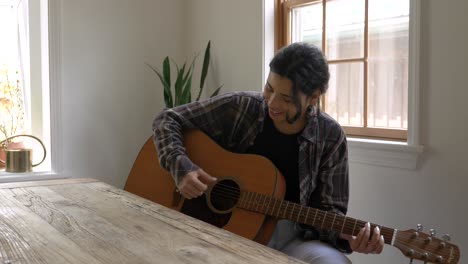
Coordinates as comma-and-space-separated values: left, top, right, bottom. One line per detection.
0, 178, 306, 264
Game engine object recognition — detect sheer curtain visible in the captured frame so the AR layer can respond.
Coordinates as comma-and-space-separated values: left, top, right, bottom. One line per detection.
17, 0, 31, 132
0, 0, 29, 143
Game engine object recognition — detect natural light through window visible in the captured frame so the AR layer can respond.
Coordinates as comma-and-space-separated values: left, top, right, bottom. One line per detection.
0, 1, 26, 142
0, 0, 51, 174
289, 0, 409, 140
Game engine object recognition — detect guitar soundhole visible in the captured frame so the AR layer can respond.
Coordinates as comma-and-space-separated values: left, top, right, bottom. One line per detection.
209, 179, 240, 213
180, 194, 232, 228
179, 178, 240, 228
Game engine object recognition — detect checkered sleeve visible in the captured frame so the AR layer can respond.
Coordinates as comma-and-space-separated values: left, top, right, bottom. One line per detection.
316, 124, 351, 252
152, 93, 239, 185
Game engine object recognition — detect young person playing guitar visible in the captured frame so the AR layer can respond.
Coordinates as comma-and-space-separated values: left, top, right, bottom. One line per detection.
152, 42, 384, 264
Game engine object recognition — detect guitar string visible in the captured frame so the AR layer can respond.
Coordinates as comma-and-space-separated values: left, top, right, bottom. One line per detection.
207, 189, 446, 259
207, 184, 374, 232
208, 184, 395, 239
208, 184, 389, 235
205, 183, 448, 257
223, 194, 451, 255
207, 184, 442, 246
236, 196, 394, 239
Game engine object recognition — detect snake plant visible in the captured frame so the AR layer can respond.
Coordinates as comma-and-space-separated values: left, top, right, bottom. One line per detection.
147, 41, 222, 108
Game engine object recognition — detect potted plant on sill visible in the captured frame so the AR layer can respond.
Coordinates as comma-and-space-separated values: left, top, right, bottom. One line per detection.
0, 67, 26, 169
146, 40, 223, 108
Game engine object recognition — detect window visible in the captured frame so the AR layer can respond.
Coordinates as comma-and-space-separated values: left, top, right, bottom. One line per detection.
0, 0, 52, 175
0, 0, 26, 144
277, 0, 412, 141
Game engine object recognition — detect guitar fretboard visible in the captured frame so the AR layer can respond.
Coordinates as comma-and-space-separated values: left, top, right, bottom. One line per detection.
238, 191, 395, 244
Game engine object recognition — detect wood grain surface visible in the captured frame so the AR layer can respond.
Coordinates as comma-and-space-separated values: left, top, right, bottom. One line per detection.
0, 178, 305, 264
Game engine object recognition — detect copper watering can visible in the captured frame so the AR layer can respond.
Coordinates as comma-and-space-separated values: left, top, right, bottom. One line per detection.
0, 135, 47, 173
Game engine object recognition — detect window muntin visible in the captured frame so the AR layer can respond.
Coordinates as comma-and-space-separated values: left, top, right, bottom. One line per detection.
281, 0, 410, 140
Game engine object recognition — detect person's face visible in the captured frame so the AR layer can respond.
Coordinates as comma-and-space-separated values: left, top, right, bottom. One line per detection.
263, 72, 320, 130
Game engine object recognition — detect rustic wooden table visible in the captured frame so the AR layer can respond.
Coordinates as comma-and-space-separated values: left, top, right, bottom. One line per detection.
0, 178, 305, 264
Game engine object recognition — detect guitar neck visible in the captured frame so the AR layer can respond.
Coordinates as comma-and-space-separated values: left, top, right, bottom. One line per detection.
238, 190, 396, 245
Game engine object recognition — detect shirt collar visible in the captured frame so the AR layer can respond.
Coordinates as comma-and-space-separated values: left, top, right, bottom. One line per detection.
299, 106, 319, 143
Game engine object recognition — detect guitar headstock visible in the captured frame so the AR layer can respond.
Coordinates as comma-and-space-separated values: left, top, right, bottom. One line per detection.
395, 229, 460, 263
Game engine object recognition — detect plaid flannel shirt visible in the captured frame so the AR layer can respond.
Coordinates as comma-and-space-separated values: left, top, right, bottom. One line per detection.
153, 91, 351, 252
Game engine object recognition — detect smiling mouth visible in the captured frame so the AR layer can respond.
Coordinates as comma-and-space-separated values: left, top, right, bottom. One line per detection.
269, 109, 283, 116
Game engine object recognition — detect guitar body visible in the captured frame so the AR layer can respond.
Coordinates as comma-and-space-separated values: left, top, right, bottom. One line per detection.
125, 129, 286, 244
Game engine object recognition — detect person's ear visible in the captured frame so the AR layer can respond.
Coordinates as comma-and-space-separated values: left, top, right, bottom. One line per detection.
308, 90, 321, 106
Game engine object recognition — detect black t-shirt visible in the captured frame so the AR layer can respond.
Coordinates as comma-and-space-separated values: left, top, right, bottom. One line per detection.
246, 114, 300, 203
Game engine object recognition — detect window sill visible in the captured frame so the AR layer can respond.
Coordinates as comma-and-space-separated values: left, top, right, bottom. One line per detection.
0, 171, 66, 183
347, 138, 424, 170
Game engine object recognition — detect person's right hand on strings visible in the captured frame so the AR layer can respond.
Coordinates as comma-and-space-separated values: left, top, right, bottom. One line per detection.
178, 169, 217, 199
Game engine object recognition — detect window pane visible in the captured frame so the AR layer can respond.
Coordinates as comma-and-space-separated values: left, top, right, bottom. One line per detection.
0, 4, 26, 143
1, 1, 51, 172
291, 3, 323, 50
326, 0, 365, 60
368, 0, 409, 129
325, 63, 364, 126
0, 5, 16, 64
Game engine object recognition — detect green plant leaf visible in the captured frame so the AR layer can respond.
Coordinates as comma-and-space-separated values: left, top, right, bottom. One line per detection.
182, 63, 195, 105
210, 84, 224, 97
149, 40, 221, 108
183, 55, 197, 85
162, 57, 171, 92
176, 55, 197, 106
172, 59, 181, 105
174, 63, 186, 106
200, 41, 211, 89
181, 72, 193, 104
197, 41, 211, 101
146, 61, 172, 108
162, 57, 172, 108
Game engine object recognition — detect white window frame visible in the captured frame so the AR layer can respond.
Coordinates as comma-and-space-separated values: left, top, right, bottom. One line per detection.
0, 0, 63, 183
263, 0, 423, 170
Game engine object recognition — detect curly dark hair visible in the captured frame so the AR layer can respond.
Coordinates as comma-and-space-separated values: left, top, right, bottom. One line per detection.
269, 42, 330, 122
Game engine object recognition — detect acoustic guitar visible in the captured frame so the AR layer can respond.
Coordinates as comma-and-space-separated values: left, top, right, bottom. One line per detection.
125, 129, 460, 264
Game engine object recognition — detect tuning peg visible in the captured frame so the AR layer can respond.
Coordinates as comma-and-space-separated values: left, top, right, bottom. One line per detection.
417, 224, 423, 232
435, 256, 444, 263
439, 241, 446, 249
439, 234, 450, 249
412, 224, 424, 239
421, 253, 429, 260
429, 228, 436, 236
408, 258, 413, 264
425, 236, 432, 243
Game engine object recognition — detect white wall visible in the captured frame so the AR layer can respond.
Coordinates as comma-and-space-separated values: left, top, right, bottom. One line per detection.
348, 0, 468, 263
184, 0, 264, 98
60, 0, 184, 187
58, 0, 468, 263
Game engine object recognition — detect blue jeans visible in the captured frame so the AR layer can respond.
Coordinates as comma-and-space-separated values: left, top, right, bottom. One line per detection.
267, 220, 351, 264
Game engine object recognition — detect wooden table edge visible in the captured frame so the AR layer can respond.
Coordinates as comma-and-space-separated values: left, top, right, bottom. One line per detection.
0, 177, 99, 189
